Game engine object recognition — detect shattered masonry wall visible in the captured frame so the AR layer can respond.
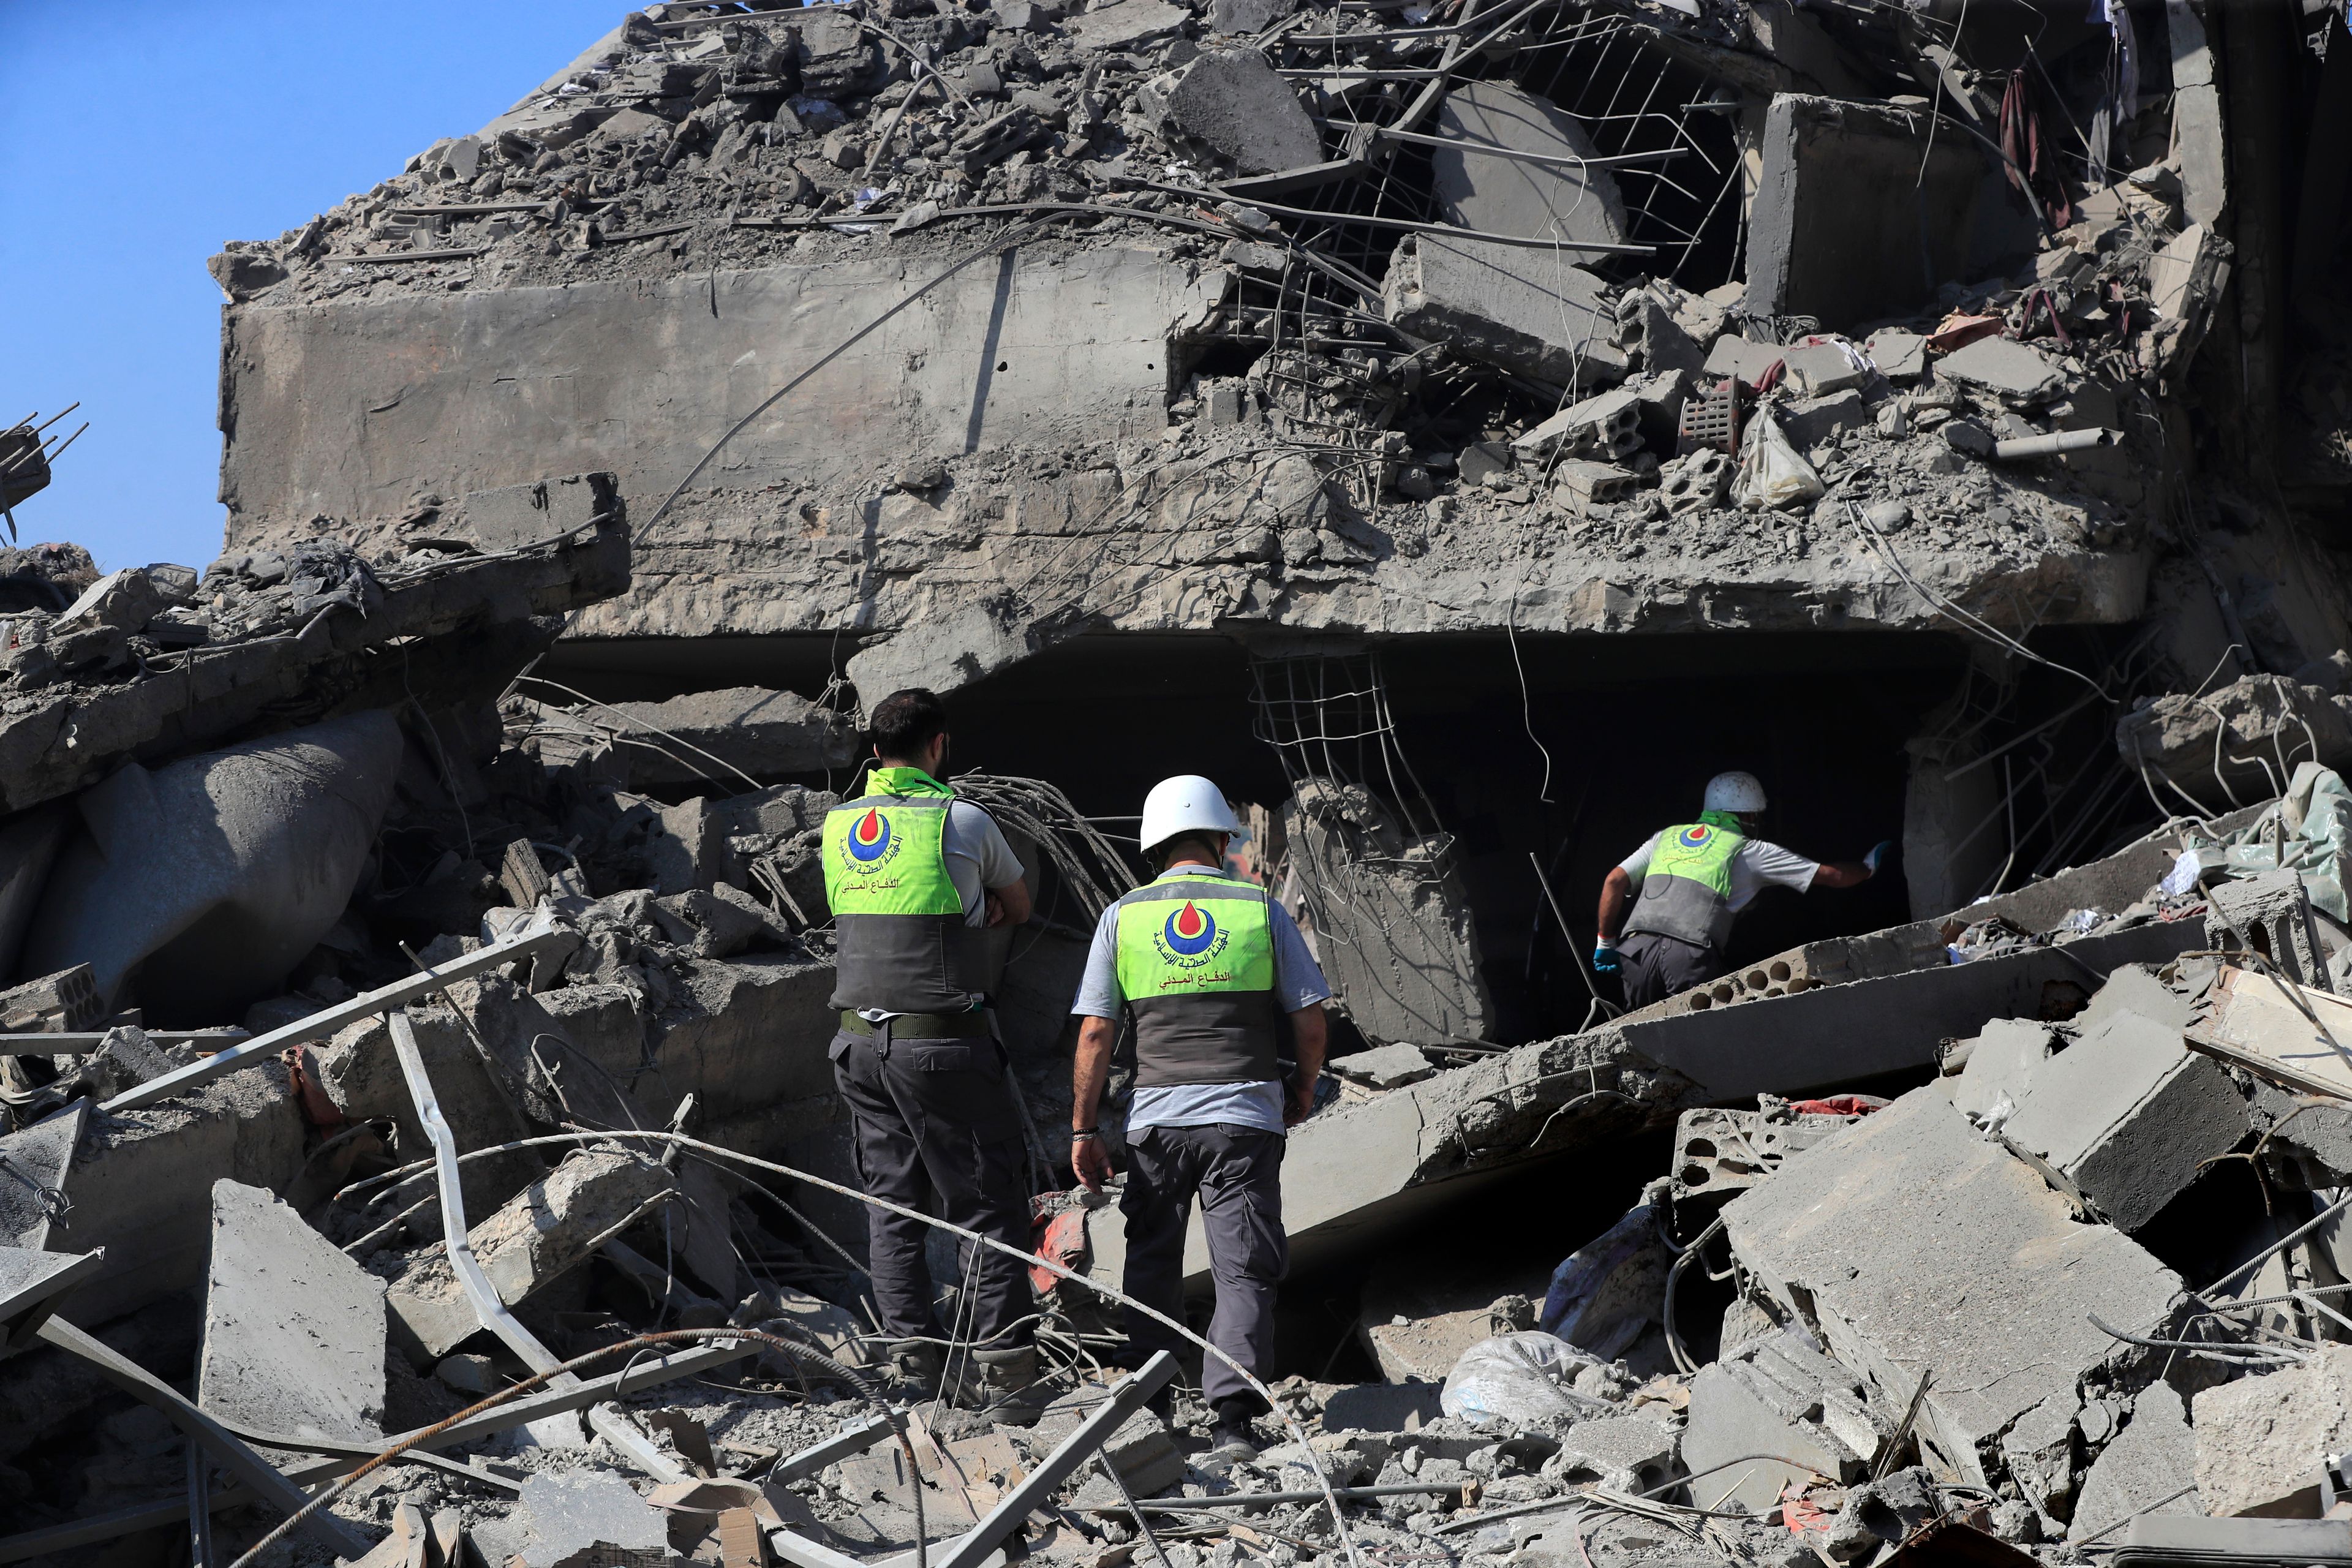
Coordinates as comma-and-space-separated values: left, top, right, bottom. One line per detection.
221, 249, 1219, 534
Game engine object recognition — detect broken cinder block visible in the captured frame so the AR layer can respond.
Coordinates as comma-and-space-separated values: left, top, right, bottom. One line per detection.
386, 1148, 676, 1361
2000, 1008, 2250, 1233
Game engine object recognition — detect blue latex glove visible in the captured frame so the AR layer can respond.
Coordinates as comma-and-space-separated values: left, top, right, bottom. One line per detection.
1592, 943, 1620, 974
1864, 840, 1896, 874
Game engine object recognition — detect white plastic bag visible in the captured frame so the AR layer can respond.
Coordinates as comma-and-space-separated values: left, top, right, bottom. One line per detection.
1732, 409, 1824, 510
1439, 1332, 1612, 1427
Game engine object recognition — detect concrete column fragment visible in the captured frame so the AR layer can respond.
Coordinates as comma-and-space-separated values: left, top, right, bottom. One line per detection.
1428, 81, 1628, 249
1382, 235, 1625, 388
1280, 777, 1494, 1047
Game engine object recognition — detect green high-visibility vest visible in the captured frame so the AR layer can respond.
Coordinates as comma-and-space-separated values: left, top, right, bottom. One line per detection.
1112, 870, 1281, 1087
821, 766, 983, 1012
1623, 816, 1746, 952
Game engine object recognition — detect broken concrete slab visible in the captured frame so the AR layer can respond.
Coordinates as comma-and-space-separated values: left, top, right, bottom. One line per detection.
2116, 676, 2352, 808
2078, 963, 2197, 1035
43, 1062, 305, 1324
0, 1101, 86, 1250
1722, 1088, 2184, 1493
386, 1147, 676, 1361
1065, 0, 1189, 50
2194, 1341, 2352, 1518
1548, 1409, 1679, 1493
1616, 920, 2211, 1101
1948, 1019, 2054, 1122
1162, 49, 1319, 175
1328, 1042, 1439, 1093
1937, 336, 2069, 404
510, 1469, 671, 1567
2069, 1382, 2199, 1541
2002, 1008, 2250, 1232
1684, 1325, 1877, 1512
527, 686, 856, 788
845, 589, 1107, 700
1383, 234, 1624, 388
1866, 329, 1928, 380
20, 710, 404, 1025
197, 1178, 387, 1445
0, 521, 625, 819
1320, 1381, 1443, 1433
1429, 81, 1628, 250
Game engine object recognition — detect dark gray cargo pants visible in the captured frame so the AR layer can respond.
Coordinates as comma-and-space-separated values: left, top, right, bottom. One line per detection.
1120, 1122, 1286, 1404
1616, 930, 1725, 1010
829, 1027, 1033, 1349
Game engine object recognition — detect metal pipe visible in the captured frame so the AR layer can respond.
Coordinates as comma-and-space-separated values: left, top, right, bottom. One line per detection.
1992, 426, 2119, 460
386, 1010, 688, 1483
103, 914, 570, 1112
1096, 1484, 1469, 1513
1148, 181, 1654, 254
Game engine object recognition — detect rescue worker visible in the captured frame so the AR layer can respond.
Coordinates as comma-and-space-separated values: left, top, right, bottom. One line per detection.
821, 687, 1039, 1407
1068, 775, 1331, 1463
1594, 771, 1889, 1011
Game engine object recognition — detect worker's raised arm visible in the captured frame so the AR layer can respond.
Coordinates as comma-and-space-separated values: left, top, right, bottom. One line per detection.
1811, 842, 1893, 891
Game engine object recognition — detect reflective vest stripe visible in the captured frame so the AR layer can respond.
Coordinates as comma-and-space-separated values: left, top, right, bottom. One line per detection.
1112, 874, 1281, 1087
823, 791, 980, 1013
1623, 822, 1745, 951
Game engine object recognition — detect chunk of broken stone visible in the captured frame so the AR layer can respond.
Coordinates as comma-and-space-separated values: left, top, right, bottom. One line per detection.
1937, 335, 2067, 403
386, 1148, 675, 1360
1163, 49, 1319, 175
1065, 0, 1189, 49
198, 1179, 388, 1444
2193, 1341, 2352, 1518
2069, 1382, 2199, 1541
53, 567, 161, 637
1328, 1042, 1436, 1091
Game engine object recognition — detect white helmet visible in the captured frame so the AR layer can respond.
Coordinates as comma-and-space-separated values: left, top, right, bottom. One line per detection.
1703, 771, 1768, 815
1140, 774, 1242, 860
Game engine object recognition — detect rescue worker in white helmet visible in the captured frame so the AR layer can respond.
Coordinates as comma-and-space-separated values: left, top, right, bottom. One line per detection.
1594, 771, 1890, 1011
1068, 775, 1332, 1462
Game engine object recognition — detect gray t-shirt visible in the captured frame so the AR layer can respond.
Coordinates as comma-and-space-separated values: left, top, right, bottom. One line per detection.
1072, 866, 1332, 1135
942, 799, 1027, 926
1616, 831, 1820, 911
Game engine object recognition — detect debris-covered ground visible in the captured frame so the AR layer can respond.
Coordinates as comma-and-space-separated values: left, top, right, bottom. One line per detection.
20, 0, 2352, 1564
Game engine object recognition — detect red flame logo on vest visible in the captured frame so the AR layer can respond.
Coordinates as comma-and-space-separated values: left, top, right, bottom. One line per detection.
1163, 900, 1219, 957
848, 808, 892, 862
1677, 824, 1713, 849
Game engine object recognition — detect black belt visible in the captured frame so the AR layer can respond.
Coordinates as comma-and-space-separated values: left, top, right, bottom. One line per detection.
838, 1009, 992, 1039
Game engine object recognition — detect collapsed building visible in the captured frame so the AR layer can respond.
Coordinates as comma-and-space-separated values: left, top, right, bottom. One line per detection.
17, 0, 2352, 1561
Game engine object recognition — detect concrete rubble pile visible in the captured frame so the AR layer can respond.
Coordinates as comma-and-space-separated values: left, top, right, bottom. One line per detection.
26, 0, 2352, 1561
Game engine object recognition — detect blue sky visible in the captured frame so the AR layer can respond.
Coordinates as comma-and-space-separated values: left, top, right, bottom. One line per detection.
0, 2, 619, 573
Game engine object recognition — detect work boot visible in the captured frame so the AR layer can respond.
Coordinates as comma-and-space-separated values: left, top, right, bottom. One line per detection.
1206, 1395, 1262, 1463
882, 1339, 944, 1400
954, 1344, 1054, 1425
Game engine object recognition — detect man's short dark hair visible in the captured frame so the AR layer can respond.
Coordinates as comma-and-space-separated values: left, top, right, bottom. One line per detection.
869, 688, 949, 760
